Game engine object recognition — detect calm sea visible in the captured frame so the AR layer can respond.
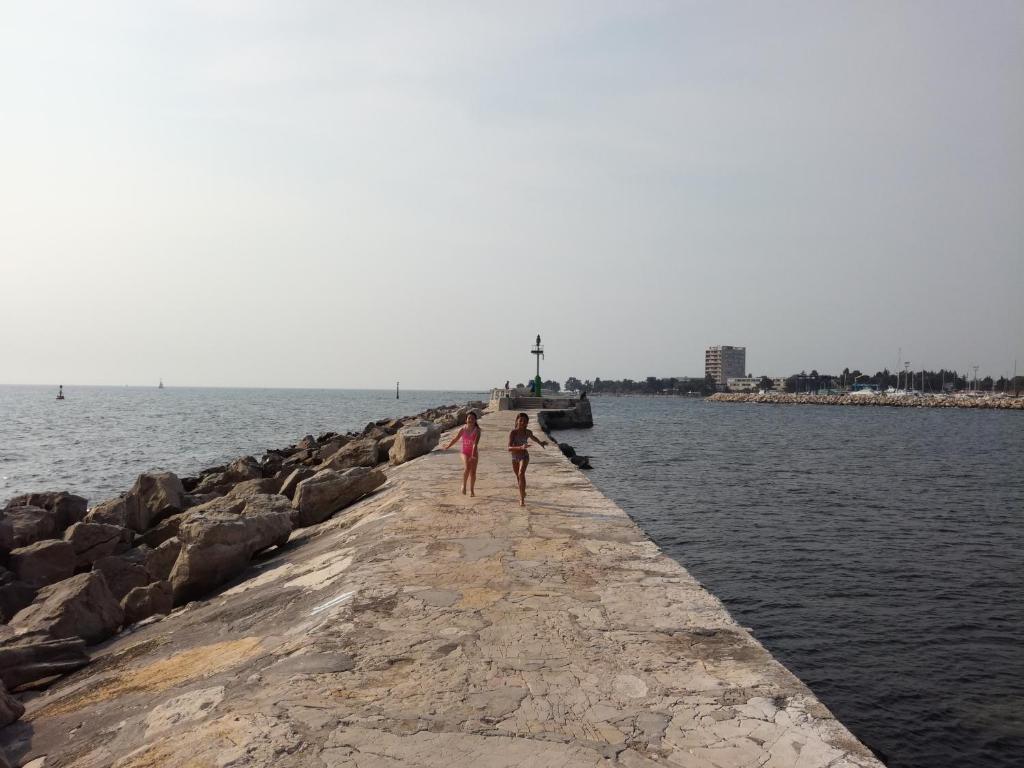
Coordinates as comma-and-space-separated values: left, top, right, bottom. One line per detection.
553, 395, 1024, 768
0, 385, 481, 504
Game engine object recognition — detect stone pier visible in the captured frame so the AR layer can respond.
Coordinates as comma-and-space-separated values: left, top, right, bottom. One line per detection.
2, 409, 884, 767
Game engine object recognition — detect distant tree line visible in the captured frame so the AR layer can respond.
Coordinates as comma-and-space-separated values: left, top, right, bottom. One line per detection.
562, 376, 715, 395
781, 368, 1021, 394
557, 370, 1023, 396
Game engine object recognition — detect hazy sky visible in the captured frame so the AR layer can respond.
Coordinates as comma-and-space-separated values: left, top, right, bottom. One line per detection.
2, 1, 1021, 389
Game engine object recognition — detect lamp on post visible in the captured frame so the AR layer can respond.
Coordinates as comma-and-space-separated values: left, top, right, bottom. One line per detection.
530, 334, 545, 396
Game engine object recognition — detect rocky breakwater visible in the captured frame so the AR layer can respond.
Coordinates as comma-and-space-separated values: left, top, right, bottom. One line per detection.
709, 391, 1024, 410
0, 400, 482, 760
0, 408, 884, 768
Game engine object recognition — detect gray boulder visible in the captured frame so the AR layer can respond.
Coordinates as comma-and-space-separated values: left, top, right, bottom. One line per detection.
92, 550, 151, 601
123, 472, 186, 532
0, 505, 59, 553
389, 425, 441, 465
64, 522, 132, 569
121, 580, 173, 625
292, 467, 386, 527
9, 539, 75, 587
11, 571, 123, 645
170, 494, 292, 604
317, 439, 380, 472
0, 568, 36, 623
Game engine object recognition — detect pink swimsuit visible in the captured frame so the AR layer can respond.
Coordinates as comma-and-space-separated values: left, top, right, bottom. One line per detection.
461, 427, 479, 457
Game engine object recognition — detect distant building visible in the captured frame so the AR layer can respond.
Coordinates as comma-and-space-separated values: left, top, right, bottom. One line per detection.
772, 377, 787, 391
705, 345, 746, 388
726, 377, 759, 392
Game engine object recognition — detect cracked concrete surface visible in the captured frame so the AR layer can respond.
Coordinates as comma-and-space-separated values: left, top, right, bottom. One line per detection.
1, 410, 885, 767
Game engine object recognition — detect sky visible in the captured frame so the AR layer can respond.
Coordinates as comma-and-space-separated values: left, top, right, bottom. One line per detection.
1, 1, 1021, 389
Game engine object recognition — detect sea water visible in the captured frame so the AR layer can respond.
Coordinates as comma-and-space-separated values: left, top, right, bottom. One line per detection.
553, 395, 1023, 768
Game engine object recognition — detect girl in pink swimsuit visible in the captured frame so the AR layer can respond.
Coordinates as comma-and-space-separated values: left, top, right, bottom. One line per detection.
441, 411, 481, 496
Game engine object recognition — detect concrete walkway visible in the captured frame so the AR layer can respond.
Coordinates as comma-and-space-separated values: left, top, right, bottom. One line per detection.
3, 409, 885, 767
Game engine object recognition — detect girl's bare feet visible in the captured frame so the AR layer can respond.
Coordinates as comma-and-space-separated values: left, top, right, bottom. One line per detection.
461, 486, 466, 495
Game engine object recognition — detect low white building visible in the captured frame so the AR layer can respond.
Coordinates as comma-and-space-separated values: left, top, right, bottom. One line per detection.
726, 377, 760, 392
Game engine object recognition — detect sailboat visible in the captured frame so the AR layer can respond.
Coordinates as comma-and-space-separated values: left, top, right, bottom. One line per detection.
158, 378, 164, 389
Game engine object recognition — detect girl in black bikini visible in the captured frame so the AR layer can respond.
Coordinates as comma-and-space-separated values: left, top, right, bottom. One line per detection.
508, 412, 547, 506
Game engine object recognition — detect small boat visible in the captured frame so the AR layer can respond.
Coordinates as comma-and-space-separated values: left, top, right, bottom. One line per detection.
158, 378, 164, 389
56, 384, 65, 400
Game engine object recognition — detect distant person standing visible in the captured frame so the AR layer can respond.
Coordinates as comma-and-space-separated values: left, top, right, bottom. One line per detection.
508, 412, 547, 506
504, 380, 510, 391
440, 411, 481, 496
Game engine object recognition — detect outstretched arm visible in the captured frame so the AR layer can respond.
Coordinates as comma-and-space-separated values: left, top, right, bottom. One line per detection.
442, 427, 464, 450
529, 430, 548, 448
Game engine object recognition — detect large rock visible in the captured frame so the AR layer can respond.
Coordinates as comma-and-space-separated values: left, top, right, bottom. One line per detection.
312, 437, 349, 463
0, 568, 36, 623
11, 571, 123, 645
145, 538, 181, 582
277, 468, 315, 500
0, 632, 89, 690
292, 467, 386, 527
433, 414, 458, 431
0, 505, 59, 553
388, 425, 441, 465
5, 492, 87, 531
377, 435, 397, 463
137, 512, 185, 549
123, 472, 186, 533
64, 522, 132, 569
0, 680, 23, 727
170, 495, 292, 604
84, 495, 127, 527
317, 439, 380, 472
226, 477, 281, 499
9, 540, 76, 587
92, 550, 152, 601
121, 580, 173, 625
225, 456, 262, 483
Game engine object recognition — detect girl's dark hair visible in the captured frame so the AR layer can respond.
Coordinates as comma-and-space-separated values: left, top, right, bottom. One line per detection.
516, 412, 529, 422
466, 411, 480, 431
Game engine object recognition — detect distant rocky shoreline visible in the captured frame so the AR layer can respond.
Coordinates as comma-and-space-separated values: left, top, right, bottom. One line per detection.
0, 399, 484, 738
708, 392, 1024, 410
